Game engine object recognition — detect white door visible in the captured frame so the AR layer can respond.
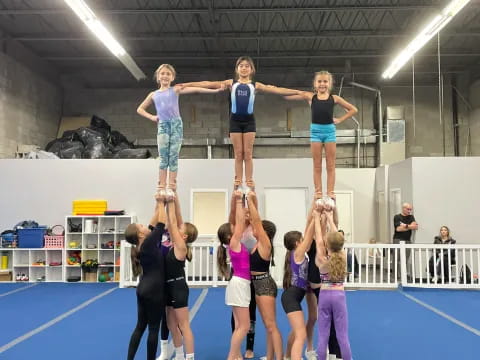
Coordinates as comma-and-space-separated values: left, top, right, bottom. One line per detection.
264, 187, 308, 284
335, 191, 354, 243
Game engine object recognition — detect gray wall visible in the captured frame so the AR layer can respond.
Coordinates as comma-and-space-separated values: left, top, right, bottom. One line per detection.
387, 158, 413, 241
385, 157, 480, 245
0, 159, 376, 245
60, 79, 472, 164
411, 157, 480, 245
0, 46, 63, 158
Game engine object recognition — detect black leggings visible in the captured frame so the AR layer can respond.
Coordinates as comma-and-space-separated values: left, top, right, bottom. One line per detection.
127, 296, 165, 360
231, 282, 256, 351
314, 289, 341, 358
161, 306, 169, 341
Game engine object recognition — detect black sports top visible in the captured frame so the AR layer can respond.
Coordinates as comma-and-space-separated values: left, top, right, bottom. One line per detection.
311, 94, 335, 125
136, 222, 166, 301
250, 248, 270, 273
307, 242, 321, 284
165, 247, 186, 281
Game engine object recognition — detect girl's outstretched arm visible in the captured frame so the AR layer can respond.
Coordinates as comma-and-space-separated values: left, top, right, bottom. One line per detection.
332, 95, 358, 124
175, 84, 226, 95
137, 92, 157, 122
283, 90, 314, 104
177, 79, 232, 89
256, 82, 301, 96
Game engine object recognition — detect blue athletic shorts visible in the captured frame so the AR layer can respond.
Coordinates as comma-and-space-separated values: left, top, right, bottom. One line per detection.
310, 123, 336, 143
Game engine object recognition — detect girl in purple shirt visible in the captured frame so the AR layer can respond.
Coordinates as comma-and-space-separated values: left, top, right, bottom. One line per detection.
137, 64, 224, 193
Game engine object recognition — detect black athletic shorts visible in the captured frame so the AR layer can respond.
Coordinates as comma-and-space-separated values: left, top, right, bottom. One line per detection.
166, 277, 189, 309
230, 113, 256, 133
281, 285, 306, 314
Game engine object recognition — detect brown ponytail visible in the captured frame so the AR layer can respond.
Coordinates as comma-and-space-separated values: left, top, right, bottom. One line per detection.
262, 220, 277, 267
125, 223, 142, 277
217, 222, 232, 279
184, 222, 198, 262
283, 230, 302, 289
186, 245, 193, 262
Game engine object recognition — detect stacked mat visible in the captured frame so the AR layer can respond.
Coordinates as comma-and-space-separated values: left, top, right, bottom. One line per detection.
72, 200, 108, 215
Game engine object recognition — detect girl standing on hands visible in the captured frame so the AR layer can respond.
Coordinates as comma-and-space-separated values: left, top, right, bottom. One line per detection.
179, 56, 300, 190
285, 71, 357, 200
137, 64, 224, 193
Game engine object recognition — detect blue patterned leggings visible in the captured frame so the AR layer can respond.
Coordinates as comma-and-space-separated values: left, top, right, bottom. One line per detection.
157, 117, 183, 172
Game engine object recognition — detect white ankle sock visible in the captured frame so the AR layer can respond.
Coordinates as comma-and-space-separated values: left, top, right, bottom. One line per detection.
158, 340, 168, 359
175, 346, 184, 360
185, 353, 194, 360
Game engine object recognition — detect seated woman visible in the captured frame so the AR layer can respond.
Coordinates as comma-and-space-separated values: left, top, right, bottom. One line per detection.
429, 226, 456, 282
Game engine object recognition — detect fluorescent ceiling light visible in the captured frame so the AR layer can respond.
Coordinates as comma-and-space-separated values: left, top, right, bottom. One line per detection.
382, 0, 471, 79
64, 0, 146, 80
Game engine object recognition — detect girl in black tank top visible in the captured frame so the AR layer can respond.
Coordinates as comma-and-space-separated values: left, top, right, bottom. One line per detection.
246, 191, 284, 360
164, 190, 199, 360
284, 71, 357, 200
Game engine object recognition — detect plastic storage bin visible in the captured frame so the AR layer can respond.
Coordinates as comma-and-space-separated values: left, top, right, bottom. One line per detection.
0, 233, 16, 248
17, 227, 47, 248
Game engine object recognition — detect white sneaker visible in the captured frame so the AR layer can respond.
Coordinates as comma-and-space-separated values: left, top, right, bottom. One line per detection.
324, 196, 336, 209
305, 349, 317, 360
165, 188, 175, 199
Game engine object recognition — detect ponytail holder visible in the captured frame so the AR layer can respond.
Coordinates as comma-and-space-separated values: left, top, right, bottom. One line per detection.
222, 244, 228, 249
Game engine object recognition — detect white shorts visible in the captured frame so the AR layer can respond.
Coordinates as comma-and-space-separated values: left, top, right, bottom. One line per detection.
225, 276, 251, 307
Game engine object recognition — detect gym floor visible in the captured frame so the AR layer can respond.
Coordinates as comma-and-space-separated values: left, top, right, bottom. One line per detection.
0, 283, 478, 359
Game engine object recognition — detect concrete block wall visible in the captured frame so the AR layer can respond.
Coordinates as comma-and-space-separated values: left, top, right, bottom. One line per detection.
0, 51, 62, 158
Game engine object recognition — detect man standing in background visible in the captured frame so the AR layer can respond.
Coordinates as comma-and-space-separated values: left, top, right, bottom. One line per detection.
392, 203, 418, 279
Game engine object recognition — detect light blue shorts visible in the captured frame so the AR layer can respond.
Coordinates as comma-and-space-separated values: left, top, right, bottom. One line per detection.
310, 123, 336, 143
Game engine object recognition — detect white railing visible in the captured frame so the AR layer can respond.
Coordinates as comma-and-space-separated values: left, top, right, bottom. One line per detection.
343, 243, 401, 289
402, 244, 480, 288
119, 241, 480, 289
119, 240, 228, 288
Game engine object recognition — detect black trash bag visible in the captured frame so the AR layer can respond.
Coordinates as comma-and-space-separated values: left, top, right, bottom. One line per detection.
45, 138, 66, 153
61, 130, 80, 142
14, 220, 39, 231
82, 140, 112, 159
113, 148, 151, 159
113, 142, 131, 153
76, 127, 105, 146
59, 141, 84, 159
90, 115, 111, 132
110, 130, 133, 147
90, 125, 111, 141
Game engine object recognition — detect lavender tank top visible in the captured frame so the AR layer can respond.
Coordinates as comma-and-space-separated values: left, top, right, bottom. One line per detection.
152, 88, 180, 121
229, 243, 250, 281
290, 251, 308, 290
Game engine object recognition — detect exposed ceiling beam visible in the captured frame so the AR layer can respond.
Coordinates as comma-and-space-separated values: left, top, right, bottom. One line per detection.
0, 5, 453, 16
8, 30, 480, 41
43, 52, 480, 61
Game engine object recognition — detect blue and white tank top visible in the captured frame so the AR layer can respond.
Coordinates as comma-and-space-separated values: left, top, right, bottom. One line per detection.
230, 82, 255, 115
